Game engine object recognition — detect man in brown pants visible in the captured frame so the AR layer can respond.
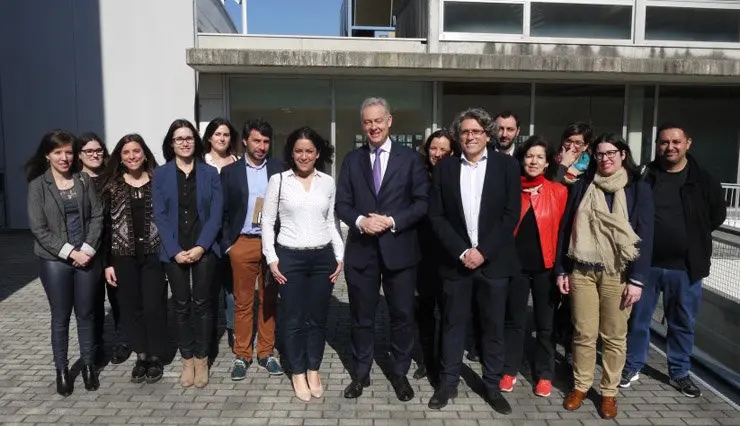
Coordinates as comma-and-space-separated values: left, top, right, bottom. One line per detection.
220, 118, 284, 380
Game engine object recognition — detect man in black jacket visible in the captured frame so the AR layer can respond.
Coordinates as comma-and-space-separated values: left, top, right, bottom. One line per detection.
621, 123, 727, 398
427, 108, 521, 413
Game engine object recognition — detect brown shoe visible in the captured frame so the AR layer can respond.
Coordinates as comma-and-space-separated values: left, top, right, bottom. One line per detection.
563, 389, 587, 411
194, 357, 209, 388
601, 396, 617, 419
180, 357, 195, 387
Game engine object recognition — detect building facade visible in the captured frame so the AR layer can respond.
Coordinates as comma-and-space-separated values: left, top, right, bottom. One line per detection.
2, 0, 740, 228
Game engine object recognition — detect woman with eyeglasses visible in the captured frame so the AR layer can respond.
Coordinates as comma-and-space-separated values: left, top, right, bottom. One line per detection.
203, 118, 240, 351
556, 134, 654, 419
554, 122, 592, 185
26, 130, 104, 396
552, 122, 593, 370
77, 133, 132, 366
101, 134, 167, 384
153, 119, 223, 388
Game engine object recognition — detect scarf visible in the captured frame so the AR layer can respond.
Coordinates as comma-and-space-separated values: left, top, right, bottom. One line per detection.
521, 174, 546, 190
564, 152, 590, 184
567, 167, 640, 274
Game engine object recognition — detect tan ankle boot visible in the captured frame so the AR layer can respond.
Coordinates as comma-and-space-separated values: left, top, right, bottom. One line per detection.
180, 357, 195, 387
194, 357, 209, 388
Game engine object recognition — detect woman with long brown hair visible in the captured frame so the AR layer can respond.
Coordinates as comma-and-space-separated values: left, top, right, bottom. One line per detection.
102, 134, 167, 384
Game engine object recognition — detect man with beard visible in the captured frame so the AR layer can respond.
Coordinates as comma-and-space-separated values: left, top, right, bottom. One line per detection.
221, 119, 285, 380
621, 123, 726, 398
494, 111, 521, 156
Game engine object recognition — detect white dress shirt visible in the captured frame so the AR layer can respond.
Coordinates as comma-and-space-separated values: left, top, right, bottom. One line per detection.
261, 169, 344, 265
460, 153, 488, 249
355, 138, 396, 232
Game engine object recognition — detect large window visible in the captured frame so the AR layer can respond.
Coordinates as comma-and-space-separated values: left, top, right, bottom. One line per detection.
334, 80, 433, 169
530, 3, 632, 39
443, 1, 524, 34
645, 6, 740, 43
229, 77, 332, 170
534, 84, 624, 149
657, 86, 740, 183
442, 82, 532, 141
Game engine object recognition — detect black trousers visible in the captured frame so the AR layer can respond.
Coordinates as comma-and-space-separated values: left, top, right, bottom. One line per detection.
345, 261, 417, 379
502, 270, 558, 380
112, 254, 168, 358
439, 270, 508, 394
39, 257, 101, 369
415, 262, 442, 374
277, 245, 336, 374
94, 275, 125, 349
164, 253, 217, 359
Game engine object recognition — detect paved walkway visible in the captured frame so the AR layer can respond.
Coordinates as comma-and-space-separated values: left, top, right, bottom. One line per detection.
0, 232, 739, 425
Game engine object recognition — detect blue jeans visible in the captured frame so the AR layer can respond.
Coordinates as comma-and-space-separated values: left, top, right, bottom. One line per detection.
625, 267, 702, 379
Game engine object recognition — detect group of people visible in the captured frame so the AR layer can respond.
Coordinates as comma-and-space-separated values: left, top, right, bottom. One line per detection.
26, 97, 725, 420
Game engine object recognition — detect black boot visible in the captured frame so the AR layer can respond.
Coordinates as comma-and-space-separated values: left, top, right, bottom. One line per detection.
81, 364, 100, 391
56, 368, 73, 397
131, 358, 148, 383
146, 357, 164, 384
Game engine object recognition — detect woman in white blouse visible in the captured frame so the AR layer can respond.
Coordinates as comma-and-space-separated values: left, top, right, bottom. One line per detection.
261, 126, 343, 402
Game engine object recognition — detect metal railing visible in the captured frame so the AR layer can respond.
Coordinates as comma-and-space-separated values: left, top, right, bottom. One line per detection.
723, 183, 740, 229
651, 228, 740, 390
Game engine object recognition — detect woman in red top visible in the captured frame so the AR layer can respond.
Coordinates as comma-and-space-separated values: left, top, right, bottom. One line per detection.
500, 136, 568, 398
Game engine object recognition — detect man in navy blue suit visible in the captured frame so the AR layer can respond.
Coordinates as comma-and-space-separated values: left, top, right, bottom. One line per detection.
336, 97, 429, 401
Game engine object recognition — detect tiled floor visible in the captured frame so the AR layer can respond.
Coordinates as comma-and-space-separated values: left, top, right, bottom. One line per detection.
1, 232, 738, 425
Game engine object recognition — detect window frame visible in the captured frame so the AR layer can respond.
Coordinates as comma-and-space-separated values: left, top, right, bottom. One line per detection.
439, 0, 740, 48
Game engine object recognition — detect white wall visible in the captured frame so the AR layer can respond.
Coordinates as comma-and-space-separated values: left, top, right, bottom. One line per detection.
98, 0, 197, 162
0, 0, 198, 229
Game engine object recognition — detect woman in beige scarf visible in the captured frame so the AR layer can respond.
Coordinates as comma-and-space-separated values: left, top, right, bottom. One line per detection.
554, 134, 654, 420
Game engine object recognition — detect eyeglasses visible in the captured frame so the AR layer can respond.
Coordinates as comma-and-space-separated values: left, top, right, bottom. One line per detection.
81, 148, 104, 156
564, 139, 585, 147
594, 150, 621, 161
461, 129, 486, 137
173, 136, 195, 145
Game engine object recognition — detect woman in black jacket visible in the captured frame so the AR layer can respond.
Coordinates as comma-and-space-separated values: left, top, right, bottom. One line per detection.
26, 130, 104, 396
102, 134, 167, 384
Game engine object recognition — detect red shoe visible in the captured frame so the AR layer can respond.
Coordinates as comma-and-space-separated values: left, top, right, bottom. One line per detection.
500, 374, 516, 392
535, 379, 552, 397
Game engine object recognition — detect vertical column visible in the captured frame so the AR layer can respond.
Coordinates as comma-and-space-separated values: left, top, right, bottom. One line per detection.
625, 85, 645, 164
427, 0, 441, 53
198, 73, 226, 135
331, 80, 337, 178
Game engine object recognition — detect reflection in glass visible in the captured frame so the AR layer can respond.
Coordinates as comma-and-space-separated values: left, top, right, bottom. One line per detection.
229, 77, 331, 172
534, 84, 624, 149
443, 2, 523, 34
530, 3, 632, 39
646, 7, 740, 43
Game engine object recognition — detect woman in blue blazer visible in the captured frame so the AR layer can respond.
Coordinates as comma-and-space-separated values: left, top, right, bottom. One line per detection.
153, 119, 223, 388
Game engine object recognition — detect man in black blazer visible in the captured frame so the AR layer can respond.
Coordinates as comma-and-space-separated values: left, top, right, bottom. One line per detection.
428, 108, 521, 413
336, 97, 429, 401
221, 119, 284, 381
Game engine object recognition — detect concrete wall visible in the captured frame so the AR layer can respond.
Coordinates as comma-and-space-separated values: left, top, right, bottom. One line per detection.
0, 0, 198, 229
